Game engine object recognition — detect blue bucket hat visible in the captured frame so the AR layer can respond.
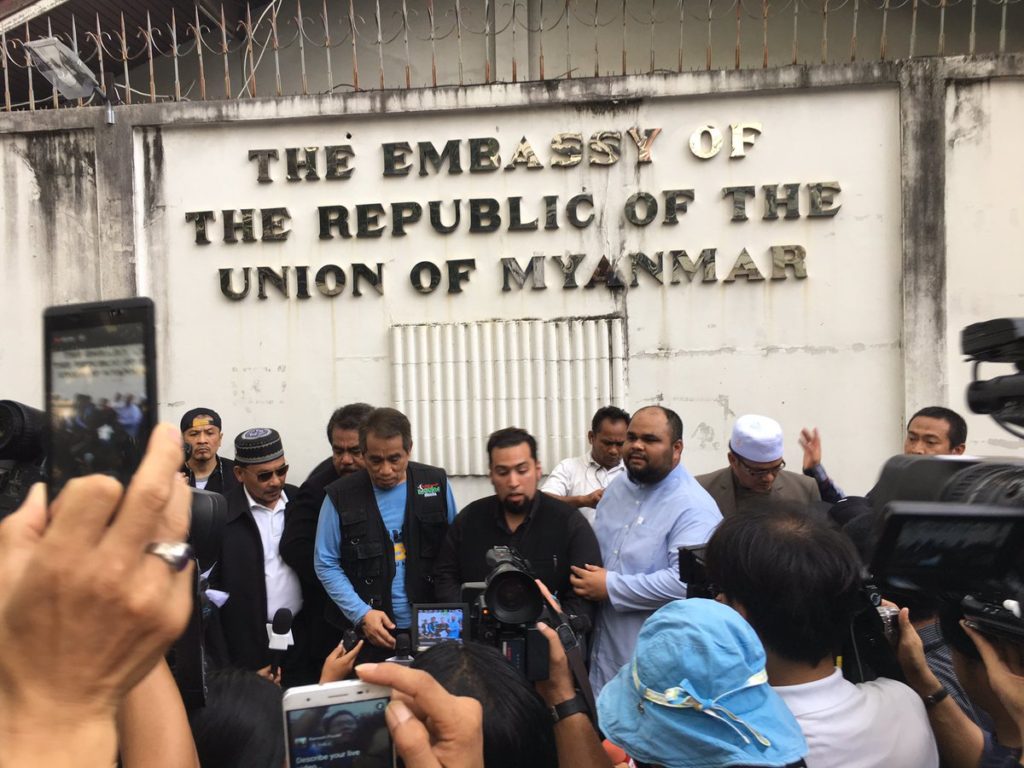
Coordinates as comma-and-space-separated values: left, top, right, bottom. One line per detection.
597, 599, 807, 768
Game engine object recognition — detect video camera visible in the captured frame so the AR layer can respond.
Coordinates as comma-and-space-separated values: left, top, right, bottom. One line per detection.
0, 397, 226, 710
0, 400, 47, 520
865, 318, 1024, 645
460, 546, 588, 682
677, 319, 1024, 683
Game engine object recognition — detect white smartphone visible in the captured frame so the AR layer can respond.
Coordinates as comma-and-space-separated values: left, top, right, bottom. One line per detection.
282, 680, 395, 768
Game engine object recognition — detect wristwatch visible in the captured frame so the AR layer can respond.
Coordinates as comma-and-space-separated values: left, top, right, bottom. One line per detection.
922, 687, 948, 708
550, 694, 589, 723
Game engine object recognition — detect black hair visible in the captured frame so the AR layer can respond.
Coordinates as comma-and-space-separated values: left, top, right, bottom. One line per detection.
486, 427, 538, 462
908, 406, 968, 449
591, 406, 631, 434
188, 669, 285, 768
633, 405, 684, 443
412, 642, 558, 768
360, 407, 412, 452
326, 402, 374, 441
705, 507, 863, 666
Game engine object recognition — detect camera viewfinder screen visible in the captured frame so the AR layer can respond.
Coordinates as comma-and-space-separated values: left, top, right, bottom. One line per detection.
287, 697, 391, 768
47, 322, 149, 494
415, 606, 466, 649
892, 519, 1016, 578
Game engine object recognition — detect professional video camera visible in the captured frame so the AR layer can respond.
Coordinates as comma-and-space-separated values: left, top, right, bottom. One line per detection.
461, 546, 553, 681
679, 318, 1024, 684
0, 400, 47, 519
866, 317, 1024, 644
460, 546, 590, 683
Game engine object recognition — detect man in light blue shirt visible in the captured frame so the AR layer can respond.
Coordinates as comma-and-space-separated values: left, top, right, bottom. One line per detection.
314, 407, 457, 662
571, 405, 722, 695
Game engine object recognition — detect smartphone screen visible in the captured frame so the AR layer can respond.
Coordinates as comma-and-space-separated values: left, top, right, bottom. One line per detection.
285, 694, 392, 768
44, 298, 156, 496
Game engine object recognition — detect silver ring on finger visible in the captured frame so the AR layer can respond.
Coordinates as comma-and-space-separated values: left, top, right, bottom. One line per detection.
145, 541, 194, 571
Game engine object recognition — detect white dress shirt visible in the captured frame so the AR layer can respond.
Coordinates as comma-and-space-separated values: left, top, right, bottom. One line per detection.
773, 668, 939, 768
244, 487, 303, 620
541, 453, 626, 524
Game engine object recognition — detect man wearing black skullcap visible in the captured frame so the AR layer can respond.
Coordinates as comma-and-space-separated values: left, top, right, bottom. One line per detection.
210, 428, 312, 686
179, 407, 238, 495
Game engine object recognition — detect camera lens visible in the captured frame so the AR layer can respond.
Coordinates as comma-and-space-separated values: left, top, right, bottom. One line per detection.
486, 567, 543, 625
0, 400, 47, 462
495, 579, 527, 610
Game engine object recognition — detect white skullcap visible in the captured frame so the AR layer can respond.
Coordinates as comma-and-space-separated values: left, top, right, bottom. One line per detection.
730, 415, 784, 463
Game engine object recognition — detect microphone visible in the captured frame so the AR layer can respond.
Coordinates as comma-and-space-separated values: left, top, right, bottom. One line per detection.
385, 632, 414, 666
268, 607, 294, 679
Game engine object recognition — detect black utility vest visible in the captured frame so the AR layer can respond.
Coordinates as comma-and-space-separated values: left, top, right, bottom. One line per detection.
323, 463, 449, 630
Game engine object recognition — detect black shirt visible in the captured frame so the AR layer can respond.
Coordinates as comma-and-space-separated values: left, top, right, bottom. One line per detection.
185, 455, 238, 495
432, 492, 602, 627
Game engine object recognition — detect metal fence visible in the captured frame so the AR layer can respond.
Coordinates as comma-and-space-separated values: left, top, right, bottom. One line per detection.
1, 0, 1021, 110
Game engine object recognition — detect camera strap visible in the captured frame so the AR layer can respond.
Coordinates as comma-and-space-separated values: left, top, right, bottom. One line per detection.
552, 613, 598, 725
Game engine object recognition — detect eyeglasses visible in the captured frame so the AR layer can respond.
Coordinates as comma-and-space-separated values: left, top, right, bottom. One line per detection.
734, 455, 785, 478
252, 465, 289, 482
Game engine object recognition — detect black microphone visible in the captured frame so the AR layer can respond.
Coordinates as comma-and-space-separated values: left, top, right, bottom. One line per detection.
269, 607, 294, 680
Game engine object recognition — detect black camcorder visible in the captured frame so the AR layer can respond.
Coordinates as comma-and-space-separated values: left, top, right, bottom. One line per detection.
462, 546, 551, 681
0, 400, 47, 520
869, 462, 1024, 644
460, 546, 588, 682
865, 318, 1024, 645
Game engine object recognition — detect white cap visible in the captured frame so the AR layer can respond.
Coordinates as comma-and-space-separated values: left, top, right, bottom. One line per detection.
730, 415, 784, 463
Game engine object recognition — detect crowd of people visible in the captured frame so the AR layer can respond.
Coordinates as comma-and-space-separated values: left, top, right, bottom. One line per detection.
2, 399, 1023, 768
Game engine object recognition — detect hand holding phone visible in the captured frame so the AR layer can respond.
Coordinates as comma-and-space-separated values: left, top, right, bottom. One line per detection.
355, 663, 484, 768
44, 298, 157, 497
283, 680, 394, 768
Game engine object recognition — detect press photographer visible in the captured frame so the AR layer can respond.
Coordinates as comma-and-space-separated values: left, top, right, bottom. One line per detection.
820, 317, 1024, 768
432, 426, 602, 662
704, 506, 940, 767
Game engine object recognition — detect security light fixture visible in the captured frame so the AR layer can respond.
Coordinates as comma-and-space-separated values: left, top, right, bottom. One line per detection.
23, 36, 115, 124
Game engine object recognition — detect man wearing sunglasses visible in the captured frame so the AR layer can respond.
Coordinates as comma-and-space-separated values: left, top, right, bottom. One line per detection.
212, 427, 311, 686
697, 414, 820, 518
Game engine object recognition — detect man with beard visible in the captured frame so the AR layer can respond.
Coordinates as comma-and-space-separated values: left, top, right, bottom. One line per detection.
282, 403, 373, 667
180, 407, 238, 495
432, 427, 601, 628
571, 405, 721, 695
212, 428, 309, 685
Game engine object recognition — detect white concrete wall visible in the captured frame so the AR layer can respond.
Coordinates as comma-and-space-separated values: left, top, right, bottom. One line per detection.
945, 79, 1024, 461
2, 62, 1018, 506
132, 82, 903, 496
0, 130, 101, 406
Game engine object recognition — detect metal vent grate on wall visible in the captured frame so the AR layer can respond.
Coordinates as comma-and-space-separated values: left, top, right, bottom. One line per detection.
391, 317, 627, 476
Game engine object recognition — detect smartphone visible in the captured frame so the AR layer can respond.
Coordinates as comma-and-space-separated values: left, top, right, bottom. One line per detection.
43, 298, 157, 496
282, 680, 394, 768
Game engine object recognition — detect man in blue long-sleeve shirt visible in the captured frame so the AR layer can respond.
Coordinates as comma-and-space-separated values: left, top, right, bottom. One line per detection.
571, 405, 722, 695
314, 407, 457, 662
